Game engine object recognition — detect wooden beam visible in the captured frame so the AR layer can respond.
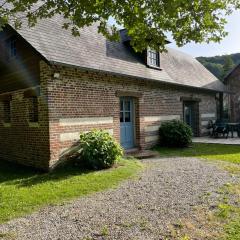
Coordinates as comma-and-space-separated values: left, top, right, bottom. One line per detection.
115, 90, 142, 98
0, 93, 12, 101
180, 96, 201, 102
23, 87, 40, 98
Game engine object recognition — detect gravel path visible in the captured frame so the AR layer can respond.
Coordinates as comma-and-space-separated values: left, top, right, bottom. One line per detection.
0, 157, 238, 240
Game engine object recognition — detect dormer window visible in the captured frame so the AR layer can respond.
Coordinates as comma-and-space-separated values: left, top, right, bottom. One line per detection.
147, 49, 160, 68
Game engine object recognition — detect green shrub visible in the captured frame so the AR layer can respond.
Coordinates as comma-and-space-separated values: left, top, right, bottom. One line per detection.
77, 130, 123, 170
159, 120, 192, 147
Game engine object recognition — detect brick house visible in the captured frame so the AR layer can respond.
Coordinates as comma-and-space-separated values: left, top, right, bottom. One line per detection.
0, 16, 225, 170
224, 65, 240, 121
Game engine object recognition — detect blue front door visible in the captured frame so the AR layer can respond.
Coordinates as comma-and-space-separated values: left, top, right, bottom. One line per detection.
120, 97, 134, 149
183, 101, 199, 136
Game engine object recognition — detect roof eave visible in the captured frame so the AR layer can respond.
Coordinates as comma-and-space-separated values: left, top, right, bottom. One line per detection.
49, 60, 226, 93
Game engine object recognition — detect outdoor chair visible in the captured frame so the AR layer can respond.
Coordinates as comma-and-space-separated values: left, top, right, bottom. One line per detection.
208, 119, 229, 138
207, 120, 214, 136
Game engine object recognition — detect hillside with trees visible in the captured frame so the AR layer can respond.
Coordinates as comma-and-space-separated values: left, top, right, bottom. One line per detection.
197, 53, 240, 81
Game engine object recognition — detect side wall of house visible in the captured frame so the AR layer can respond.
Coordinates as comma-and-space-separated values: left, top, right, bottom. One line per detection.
0, 68, 50, 170
0, 26, 40, 93
42, 62, 217, 167
0, 25, 50, 169
225, 68, 240, 122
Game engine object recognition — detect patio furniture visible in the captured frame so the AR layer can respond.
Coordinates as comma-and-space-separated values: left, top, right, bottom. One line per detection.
207, 120, 215, 137
210, 119, 229, 138
226, 123, 240, 138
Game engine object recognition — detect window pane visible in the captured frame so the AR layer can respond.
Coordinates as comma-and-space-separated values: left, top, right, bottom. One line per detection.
148, 49, 159, 67
29, 97, 38, 122
120, 100, 123, 111
10, 39, 16, 57
125, 100, 130, 111
125, 112, 131, 122
120, 111, 124, 122
156, 54, 159, 65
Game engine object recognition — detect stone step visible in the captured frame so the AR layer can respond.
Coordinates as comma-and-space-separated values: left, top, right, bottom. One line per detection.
125, 149, 158, 159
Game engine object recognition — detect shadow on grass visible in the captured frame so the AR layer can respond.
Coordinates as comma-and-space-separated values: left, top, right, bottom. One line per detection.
0, 160, 40, 183
0, 159, 92, 187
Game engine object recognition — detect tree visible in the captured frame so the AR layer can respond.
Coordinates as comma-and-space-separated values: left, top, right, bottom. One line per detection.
222, 55, 235, 79
0, 0, 240, 52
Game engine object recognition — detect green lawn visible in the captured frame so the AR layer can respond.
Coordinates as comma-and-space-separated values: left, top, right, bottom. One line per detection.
155, 143, 240, 164
156, 143, 240, 240
0, 159, 142, 223
217, 184, 240, 240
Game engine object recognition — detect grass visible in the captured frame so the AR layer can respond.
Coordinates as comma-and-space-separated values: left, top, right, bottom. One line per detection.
0, 158, 142, 223
225, 216, 240, 240
215, 184, 240, 240
155, 143, 240, 164
156, 143, 240, 240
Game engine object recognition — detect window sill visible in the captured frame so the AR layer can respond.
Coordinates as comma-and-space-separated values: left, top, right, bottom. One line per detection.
28, 122, 40, 128
147, 64, 162, 70
2, 122, 11, 128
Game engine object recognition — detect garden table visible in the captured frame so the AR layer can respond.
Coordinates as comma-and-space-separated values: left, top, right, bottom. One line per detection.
227, 123, 240, 138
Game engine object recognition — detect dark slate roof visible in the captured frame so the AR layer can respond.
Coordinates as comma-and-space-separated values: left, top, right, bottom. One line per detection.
12, 15, 225, 92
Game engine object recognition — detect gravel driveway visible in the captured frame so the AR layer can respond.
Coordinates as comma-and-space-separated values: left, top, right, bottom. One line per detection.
0, 157, 237, 240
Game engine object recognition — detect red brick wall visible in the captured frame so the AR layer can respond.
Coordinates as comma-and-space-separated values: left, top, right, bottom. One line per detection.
0, 62, 50, 170
0, 60, 217, 170
41, 62, 217, 167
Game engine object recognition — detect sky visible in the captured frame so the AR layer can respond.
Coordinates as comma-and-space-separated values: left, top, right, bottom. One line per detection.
169, 10, 240, 57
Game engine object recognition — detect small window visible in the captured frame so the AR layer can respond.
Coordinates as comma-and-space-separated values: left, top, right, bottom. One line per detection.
3, 100, 11, 123
6, 37, 17, 59
147, 49, 160, 68
10, 38, 17, 57
28, 97, 38, 122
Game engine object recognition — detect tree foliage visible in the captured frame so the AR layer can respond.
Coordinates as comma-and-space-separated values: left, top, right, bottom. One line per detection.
197, 53, 240, 81
222, 55, 235, 78
0, 0, 240, 52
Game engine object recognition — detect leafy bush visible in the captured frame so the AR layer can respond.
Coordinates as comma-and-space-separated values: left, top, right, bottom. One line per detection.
76, 130, 123, 170
159, 120, 192, 147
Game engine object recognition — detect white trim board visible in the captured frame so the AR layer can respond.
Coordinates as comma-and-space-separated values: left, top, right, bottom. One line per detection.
145, 135, 159, 143
145, 125, 160, 132
60, 129, 114, 142
201, 113, 215, 118
59, 117, 113, 126
144, 115, 180, 122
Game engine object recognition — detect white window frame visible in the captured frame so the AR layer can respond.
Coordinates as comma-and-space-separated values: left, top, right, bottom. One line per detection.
147, 48, 160, 69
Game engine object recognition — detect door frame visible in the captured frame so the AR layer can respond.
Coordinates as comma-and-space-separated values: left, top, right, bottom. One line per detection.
120, 97, 136, 149
183, 100, 200, 136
